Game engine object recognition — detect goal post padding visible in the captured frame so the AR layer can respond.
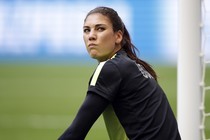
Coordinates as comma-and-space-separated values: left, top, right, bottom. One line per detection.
177, 0, 202, 139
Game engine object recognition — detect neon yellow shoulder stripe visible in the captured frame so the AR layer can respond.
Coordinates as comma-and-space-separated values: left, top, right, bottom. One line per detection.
90, 61, 106, 86
90, 54, 117, 86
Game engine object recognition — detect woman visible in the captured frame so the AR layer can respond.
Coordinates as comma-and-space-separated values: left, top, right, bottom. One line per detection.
58, 6, 181, 140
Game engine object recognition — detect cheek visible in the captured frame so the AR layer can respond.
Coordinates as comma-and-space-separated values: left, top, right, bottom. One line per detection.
103, 36, 116, 49
83, 36, 90, 52
101, 32, 115, 44
83, 35, 88, 46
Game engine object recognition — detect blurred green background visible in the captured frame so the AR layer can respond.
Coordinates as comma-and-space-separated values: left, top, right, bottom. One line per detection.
0, 0, 210, 139
0, 63, 209, 140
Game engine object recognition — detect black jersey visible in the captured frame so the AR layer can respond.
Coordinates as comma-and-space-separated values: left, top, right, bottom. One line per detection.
88, 49, 181, 140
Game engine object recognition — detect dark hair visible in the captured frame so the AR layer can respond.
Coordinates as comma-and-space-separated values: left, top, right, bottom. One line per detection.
85, 6, 157, 81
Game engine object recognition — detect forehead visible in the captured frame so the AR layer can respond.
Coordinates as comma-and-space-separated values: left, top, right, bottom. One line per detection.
84, 13, 112, 27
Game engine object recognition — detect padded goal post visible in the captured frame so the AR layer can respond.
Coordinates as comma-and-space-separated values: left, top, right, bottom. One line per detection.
177, 0, 202, 139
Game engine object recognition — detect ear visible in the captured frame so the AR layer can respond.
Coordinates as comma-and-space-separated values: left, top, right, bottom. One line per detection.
115, 30, 123, 44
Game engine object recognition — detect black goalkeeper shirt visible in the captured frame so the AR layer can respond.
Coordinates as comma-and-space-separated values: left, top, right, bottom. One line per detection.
59, 49, 181, 140
88, 49, 181, 140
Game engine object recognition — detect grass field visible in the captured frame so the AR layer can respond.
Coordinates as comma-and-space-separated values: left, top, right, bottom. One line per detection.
0, 63, 209, 140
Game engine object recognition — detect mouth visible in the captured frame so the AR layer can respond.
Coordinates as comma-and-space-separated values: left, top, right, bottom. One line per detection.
88, 43, 97, 48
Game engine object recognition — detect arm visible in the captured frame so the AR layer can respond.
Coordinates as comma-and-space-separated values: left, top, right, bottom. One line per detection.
58, 93, 109, 140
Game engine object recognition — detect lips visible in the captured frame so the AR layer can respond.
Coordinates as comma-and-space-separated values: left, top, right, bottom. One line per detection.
88, 43, 97, 48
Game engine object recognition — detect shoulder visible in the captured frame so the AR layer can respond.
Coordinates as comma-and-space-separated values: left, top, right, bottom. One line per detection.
89, 55, 123, 86
92, 50, 137, 82
106, 49, 134, 68
105, 50, 138, 75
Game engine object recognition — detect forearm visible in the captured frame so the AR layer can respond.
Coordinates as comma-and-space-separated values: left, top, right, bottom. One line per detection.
58, 93, 109, 140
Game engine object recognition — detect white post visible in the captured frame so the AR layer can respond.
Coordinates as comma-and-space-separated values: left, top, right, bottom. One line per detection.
177, 0, 201, 139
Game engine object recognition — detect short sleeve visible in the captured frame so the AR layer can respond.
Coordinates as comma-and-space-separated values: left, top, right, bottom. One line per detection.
88, 61, 122, 102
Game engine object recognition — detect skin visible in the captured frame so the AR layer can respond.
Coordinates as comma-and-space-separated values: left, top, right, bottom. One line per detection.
83, 13, 123, 62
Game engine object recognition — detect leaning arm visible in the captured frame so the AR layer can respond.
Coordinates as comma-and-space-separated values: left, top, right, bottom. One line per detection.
58, 92, 109, 140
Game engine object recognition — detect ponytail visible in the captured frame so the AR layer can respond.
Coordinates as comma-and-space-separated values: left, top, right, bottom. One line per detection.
122, 27, 157, 81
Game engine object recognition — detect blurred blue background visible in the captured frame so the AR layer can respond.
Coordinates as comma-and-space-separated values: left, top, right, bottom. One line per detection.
0, 0, 176, 64
0, 0, 209, 64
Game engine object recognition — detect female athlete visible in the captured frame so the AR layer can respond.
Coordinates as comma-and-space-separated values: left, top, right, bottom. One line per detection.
58, 6, 181, 140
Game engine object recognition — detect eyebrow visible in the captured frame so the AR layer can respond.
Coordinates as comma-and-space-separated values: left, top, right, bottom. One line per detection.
83, 24, 106, 28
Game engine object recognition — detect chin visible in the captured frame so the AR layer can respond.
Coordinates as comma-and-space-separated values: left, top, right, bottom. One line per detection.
90, 54, 98, 60
90, 56, 103, 62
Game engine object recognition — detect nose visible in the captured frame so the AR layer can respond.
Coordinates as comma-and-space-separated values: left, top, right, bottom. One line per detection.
88, 30, 96, 41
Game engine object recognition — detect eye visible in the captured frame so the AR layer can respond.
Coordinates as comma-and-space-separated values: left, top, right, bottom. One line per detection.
97, 27, 105, 32
83, 28, 90, 33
